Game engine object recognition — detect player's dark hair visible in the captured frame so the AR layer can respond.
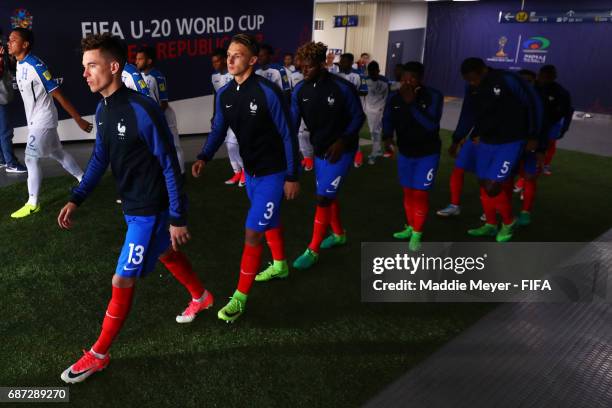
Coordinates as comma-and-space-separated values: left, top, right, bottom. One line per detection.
460, 57, 486, 75
518, 69, 537, 80
284, 52, 294, 58
539, 64, 557, 79
11, 27, 34, 50
230, 33, 260, 56
137, 46, 156, 63
81, 34, 127, 69
259, 43, 274, 56
361, 53, 370, 58
296, 42, 328, 65
340, 53, 354, 63
212, 47, 227, 59
367, 60, 380, 71
404, 61, 425, 79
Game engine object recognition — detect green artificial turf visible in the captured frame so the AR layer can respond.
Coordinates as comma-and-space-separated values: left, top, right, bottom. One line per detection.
0, 130, 610, 407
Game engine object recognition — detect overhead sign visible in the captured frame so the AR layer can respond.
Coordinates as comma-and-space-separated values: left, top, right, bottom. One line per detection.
499, 9, 612, 24
333, 15, 358, 28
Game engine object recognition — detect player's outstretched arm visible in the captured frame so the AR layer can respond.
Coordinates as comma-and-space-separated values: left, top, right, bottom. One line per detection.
194, 85, 230, 176
51, 89, 93, 133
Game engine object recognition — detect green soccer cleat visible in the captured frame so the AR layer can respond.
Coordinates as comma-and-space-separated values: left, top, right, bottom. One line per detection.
468, 223, 498, 237
408, 231, 423, 252
255, 260, 289, 282
11, 203, 40, 219
517, 211, 531, 226
292, 248, 319, 270
217, 291, 247, 323
320, 232, 347, 249
393, 225, 413, 240
496, 219, 517, 242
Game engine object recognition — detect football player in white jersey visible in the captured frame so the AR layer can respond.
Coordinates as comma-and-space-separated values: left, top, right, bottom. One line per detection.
135, 46, 185, 174
289, 57, 314, 171
325, 52, 339, 74
121, 62, 149, 96
255, 44, 291, 95
211, 47, 244, 186
283, 52, 296, 73
7, 28, 91, 218
337, 53, 368, 168
364, 61, 389, 165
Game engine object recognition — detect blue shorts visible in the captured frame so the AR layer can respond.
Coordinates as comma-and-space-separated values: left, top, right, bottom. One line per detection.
397, 153, 440, 191
476, 140, 525, 182
547, 119, 564, 140
315, 152, 353, 199
455, 139, 478, 173
116, 211, 171, 278
245, 171, 285, 232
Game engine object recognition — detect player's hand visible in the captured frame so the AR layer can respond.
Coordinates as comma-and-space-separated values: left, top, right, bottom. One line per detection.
526, 139, 538, 153
448, 142, 460, 158
58, 202, 77, 230
472, 136, 480, 145
192, 160, 206, 178
399, 83, 416, 104
169, 225, 191, 251
284, 181, 300, 200
325, 139, 345, 164
384, 139, 395, 157
77, 118, 93, 133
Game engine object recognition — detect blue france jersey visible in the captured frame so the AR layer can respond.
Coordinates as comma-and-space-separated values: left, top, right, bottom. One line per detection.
16, 54, 60, 128
122, 63, 150, 96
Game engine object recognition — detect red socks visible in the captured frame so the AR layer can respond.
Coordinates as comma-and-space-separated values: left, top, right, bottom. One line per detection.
450, 167, 465, 206
545, 140, 557, 166
330, 200, 344, 235
308, 205, 331, 253
237, 243, 264, 295
92, 285, 135, 355
411, 190, 430, 233
402, 188, 414, 227
159, 250, 205, 300
265, 227, 285, 261
523, 179, 537, 212
480, 187, 497, 225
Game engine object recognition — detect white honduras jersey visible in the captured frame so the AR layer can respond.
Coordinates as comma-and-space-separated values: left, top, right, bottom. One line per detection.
337, 70, 362, 91
211, 70, 233, 92
142, 68, 169, 105
121, 63, 149, 96
327, 64, 339, 74
16, 54, 59, 129
289, 70, 304, 90
364, 76, 389, 112
255, 64, 291, 91
284, 64, 296, 73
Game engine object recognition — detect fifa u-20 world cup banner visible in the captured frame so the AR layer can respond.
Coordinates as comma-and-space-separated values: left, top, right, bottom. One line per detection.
0, 0, 314, 140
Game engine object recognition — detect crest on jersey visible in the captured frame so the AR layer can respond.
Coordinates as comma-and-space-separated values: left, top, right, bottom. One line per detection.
327, 96, 335, 106
249, 101, 258, 114
117, 120, 127, 140
493, 87, 501, 96
11, 9, 33, 29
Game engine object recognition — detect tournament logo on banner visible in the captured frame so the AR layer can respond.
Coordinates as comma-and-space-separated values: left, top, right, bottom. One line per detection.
486, 36, 516, 63
11, 8, 33, 29
521, 36, 551, 64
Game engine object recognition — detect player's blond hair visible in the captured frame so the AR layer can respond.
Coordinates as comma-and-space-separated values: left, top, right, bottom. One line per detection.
296, 42, 328, 65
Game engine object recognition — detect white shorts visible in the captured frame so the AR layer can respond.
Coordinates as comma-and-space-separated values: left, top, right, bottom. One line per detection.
25, 128, 61, 158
